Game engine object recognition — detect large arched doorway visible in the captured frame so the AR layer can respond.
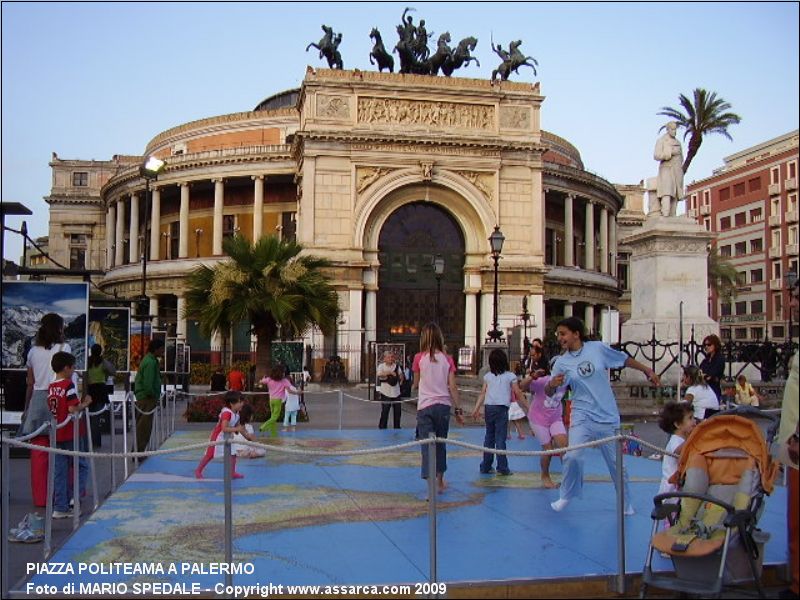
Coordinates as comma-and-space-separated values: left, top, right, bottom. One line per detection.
377, 202, 465, 352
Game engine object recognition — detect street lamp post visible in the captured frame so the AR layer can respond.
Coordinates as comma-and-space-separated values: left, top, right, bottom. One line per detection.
139, 156, 166, 355
487, 225, 505, 342
520, 295, 531, 355
433, 254, 445, 323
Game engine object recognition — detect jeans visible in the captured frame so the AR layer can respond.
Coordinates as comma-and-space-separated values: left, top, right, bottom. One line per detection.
55, 437, 88, 512
379, 394, 402, 429
559, 418, 631, 503
480, 405, 509, 473
417, 404, 451, 478
283, 410, 298, 426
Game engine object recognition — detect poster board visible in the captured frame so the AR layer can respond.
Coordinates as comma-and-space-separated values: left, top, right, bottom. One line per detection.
88, 307, 130, 371
165, 337, 178, 373
175, 340, 186, 374
1, 281, 89, 370
129, 319, 152, 371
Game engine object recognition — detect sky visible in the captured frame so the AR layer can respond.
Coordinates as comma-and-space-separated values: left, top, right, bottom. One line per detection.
2, 2, 798, 260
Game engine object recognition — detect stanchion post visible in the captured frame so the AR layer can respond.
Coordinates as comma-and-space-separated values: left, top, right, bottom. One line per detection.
45, 418, 56, 558
72, 414, 80, 531
614, 428, 626, 594
131, 394, 139, 469
110, 399, 117, 492
338, 390, 343, 431
427, 433, 438, 586
85, 409, 99, 511
223, 432, 233, 590
2, 438, 10, 600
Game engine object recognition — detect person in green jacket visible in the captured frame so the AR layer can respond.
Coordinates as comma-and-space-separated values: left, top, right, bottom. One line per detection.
134, 338, 164, 453
84, 344, 117, 448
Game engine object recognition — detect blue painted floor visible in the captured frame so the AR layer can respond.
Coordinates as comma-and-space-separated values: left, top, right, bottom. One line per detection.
30, 427, 787, 589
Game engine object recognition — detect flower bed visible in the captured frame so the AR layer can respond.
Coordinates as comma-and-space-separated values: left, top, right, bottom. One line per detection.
184, 392, 309, 423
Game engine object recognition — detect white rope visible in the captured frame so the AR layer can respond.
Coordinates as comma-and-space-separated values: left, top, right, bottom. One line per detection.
86, 404, 111, 417
341, 392, 416, 405
11, 422, 50, 441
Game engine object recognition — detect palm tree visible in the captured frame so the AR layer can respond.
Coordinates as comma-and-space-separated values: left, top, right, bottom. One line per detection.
185, 234, 339, 375
658, 88, 742, 173
707, 245, 739, 303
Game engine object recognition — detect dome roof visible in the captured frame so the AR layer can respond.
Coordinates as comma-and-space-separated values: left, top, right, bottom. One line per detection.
254, 88, 300, 112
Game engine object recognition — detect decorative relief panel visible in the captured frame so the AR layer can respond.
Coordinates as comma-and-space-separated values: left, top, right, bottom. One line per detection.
454, 170, 495, 202
317, 94, 350, 120
500, 295, 524, 314
499, 105, 531, 130
357, 97, 494, 131
356, 167, 394, 194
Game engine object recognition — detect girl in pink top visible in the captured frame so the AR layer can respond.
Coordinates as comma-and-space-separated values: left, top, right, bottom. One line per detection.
412, 323, 464, 494
521, 368, 568, 489
259, 365, 298, 436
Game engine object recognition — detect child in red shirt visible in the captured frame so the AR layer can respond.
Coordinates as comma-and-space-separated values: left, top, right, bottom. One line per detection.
48, 352, 90, 519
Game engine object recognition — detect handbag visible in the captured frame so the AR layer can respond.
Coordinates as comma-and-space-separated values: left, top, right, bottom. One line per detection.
385, 365, 400, 387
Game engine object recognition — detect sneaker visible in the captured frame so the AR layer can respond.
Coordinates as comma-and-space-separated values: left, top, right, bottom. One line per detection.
624, 505, 636, 516
479, 467, 496, 475
498, 470, 513, 476
8, 527, 43, 544
52, 510, 73, 519
551, 498, 569, 512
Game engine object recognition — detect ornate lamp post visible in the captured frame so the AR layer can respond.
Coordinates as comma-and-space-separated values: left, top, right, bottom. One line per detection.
520, 295, 531, 355
139, 156, 166, 347
487, 225, 505, 342
433, 254, 445, 323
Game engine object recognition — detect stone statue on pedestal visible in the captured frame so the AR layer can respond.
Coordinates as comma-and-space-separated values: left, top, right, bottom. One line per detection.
653, 121, 684, 217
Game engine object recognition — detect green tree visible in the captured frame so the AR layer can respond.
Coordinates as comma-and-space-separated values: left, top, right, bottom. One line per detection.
185, 235, 339, 375
658, 88, 742, 173
707, 245, 739, 303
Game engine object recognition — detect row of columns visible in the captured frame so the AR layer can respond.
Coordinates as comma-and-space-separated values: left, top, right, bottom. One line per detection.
560, 194, 617, 275
105, 176, 268, 269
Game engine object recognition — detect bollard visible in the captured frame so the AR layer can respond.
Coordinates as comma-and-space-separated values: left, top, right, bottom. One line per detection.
613, 429, 626, 594
427, 433, 438, 586
338, 390, 343, 431
223, 432, 233, 591
45, 418, 56, 559
2, 438, 10, 600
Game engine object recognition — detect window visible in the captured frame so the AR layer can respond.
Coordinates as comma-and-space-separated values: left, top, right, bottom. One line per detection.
721, 328, 731, 341
750, 327, 763, 340
733, 182, 745, 197
750, 208, 762, 222
772, 325, 785, 339
750, 238, 763, 253
617, 261, 629, 291
748, 177, 761, 192
736, 271, 747, 286
751, 299, 763, 314
771, 197, 781, 217
735, 301, 747, 315
169, 221, 179, 260
734, 242, 747, 256
222, 215, 237, 239
789, 161, 797, 180
281, 212, 297, 243
735, 327, 747, 339
750, 268, 763, 283
790, 225, 799, 245
720, 303, 732, 316
72, 172, 88, 187
771, 167, 780, 185
720, 244, 732, 257
789, 194, 798, 212
69, 234, 87, 270
703, 190, 711, 206
719, 187, 730, 202
774, 293, 783, 321
772, 229, 782, 250
720, 216, 731, 230
734, 212, 746, 226
773, 261, 782, 280
704, 218, 711, 231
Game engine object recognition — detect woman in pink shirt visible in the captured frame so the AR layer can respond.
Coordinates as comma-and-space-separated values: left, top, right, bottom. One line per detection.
259, 364, 298, 437
412, 323, 464, 493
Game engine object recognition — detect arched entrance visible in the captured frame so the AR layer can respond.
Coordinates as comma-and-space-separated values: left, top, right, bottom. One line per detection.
377, 202, 465, 352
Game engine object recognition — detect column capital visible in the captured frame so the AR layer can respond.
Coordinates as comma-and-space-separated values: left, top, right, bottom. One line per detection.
178, 181, 190, 188
212, 178, 225, 184
251, 175, 265, 181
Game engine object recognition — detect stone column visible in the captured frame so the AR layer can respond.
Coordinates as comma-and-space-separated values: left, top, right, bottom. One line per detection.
348, 289, 363, 381
179, 183, 190, 259
129, 193, 139, 264
213, 179, 224, 255
564, 194, 574, 267
584, 200, 595, 271
365, 291, 377, 345
106, 202, 115, 269
252, 175, 264, 241
609, 215, 617, 277
564, 302, 573, 317
599, 206, 609, 274
149, 297, 159, 328
584, 304, 594, 333
150, 187, 161, 261
176, 295, 187, 339
114, 198, 125, 266
464, 292, 478, 349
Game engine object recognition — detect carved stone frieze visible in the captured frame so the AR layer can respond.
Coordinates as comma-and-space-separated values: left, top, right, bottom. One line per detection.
499, 295, 524, 314
356, 167, 394, 194
316, 94, 350, 120
350, 142, 501, 157
454, 170, 494, 202
499, 105, 531, 130
357, 97, 494, 131
633, 237, 710, 256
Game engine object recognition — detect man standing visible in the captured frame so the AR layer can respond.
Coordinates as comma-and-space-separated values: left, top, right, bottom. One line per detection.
134, 338, 164, 453
654, 121, 684, 217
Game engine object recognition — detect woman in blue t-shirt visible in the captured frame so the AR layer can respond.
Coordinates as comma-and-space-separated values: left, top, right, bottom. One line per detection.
545, 317, 660, 514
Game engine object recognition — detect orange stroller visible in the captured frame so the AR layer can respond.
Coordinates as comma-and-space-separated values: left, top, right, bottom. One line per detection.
640, 406, 779, 598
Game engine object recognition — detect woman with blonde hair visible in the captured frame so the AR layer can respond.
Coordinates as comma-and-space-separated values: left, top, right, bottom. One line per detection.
412, 323, 464, 493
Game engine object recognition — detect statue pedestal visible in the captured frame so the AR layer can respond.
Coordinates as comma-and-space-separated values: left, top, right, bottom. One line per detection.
620, 216, 718, 383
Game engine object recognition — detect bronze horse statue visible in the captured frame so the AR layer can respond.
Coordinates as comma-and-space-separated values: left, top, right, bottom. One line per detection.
427, 32, 452, 76
369, 27, 394, 73
441, 36, 479, 77
306, 25, 344, 69
491, 39, 537, 81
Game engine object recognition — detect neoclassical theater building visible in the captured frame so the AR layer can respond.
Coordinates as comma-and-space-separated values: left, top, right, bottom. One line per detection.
44, 69, 635, 376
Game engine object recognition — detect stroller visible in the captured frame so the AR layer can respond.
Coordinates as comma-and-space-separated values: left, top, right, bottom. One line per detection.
641, 406, 780, 598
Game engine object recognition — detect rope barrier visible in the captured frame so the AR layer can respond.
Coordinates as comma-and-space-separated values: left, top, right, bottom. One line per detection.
10, 422, 50, 442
